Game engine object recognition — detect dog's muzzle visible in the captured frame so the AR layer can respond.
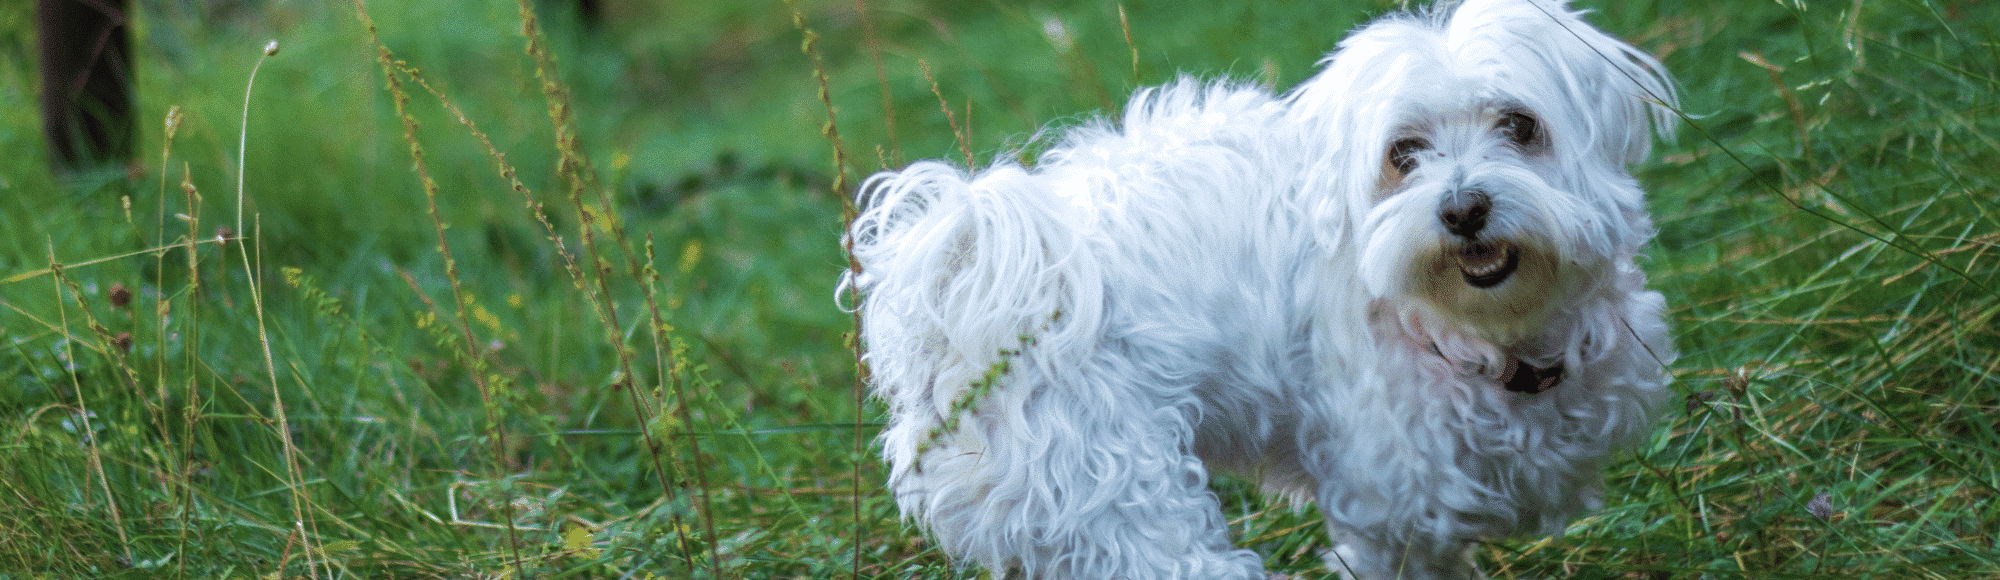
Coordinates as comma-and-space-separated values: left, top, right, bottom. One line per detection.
1440, 190, 1520, 288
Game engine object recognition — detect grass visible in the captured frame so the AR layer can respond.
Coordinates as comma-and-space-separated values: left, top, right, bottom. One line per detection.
0, 0, 1994, 578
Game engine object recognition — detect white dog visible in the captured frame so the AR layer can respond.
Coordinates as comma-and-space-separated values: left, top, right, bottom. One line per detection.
841, 0, 1677, 578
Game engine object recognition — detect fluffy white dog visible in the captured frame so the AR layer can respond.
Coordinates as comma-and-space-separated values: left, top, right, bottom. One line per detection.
841, 0, 1678, 578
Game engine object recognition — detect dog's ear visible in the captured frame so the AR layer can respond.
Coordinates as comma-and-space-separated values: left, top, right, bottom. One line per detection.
1284, 15, 1446, 250
1553, 6, 1678, 166
1466, 0, 1678, 165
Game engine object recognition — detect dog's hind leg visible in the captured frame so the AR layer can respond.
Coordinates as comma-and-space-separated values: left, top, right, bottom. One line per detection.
1324, 526, 1481, 580
886, 346, 1267, 580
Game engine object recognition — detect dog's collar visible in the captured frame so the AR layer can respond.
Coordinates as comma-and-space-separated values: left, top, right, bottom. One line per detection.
1433, 343, 1565, 394
1496, 356, 1564, 394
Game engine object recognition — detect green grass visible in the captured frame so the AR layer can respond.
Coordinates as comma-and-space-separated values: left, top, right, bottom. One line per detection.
0, 0, 1995, 578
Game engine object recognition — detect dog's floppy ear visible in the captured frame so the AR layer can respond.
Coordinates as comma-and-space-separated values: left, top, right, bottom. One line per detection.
1545, 1, 1677, 165
1456, 0, 1678, 165
1282, 15, 1444, 252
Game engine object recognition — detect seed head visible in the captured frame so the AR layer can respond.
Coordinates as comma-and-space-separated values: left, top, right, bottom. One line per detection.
108, 283, 133, 308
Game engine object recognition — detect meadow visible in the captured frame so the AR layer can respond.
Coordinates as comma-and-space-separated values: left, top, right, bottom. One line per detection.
0, 0, 1994, 578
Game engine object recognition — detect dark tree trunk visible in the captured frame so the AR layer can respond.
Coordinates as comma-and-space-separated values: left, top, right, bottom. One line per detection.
39, 0, 134, 177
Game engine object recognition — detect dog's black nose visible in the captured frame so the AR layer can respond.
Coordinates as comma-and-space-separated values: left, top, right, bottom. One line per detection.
1439, 190, 1491, 239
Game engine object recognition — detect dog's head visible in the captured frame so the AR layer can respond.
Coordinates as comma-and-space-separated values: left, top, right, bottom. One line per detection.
1290, 0, 1676, 346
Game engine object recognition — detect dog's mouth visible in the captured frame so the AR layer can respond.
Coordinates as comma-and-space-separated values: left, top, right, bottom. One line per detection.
1456, 241, 1519, 288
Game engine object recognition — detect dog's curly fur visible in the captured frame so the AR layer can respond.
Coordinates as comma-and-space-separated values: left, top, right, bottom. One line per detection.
840, 1, 1678, 578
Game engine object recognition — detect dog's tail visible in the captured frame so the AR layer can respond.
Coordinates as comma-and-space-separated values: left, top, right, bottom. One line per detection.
841, 160, 1103, 414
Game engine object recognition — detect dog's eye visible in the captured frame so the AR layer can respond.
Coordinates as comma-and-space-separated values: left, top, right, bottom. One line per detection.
1500, 112, 1539, 146
1388, 138, 1427, 175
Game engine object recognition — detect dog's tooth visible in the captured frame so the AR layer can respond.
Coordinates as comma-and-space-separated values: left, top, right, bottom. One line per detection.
1457, 243, 1518, 287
